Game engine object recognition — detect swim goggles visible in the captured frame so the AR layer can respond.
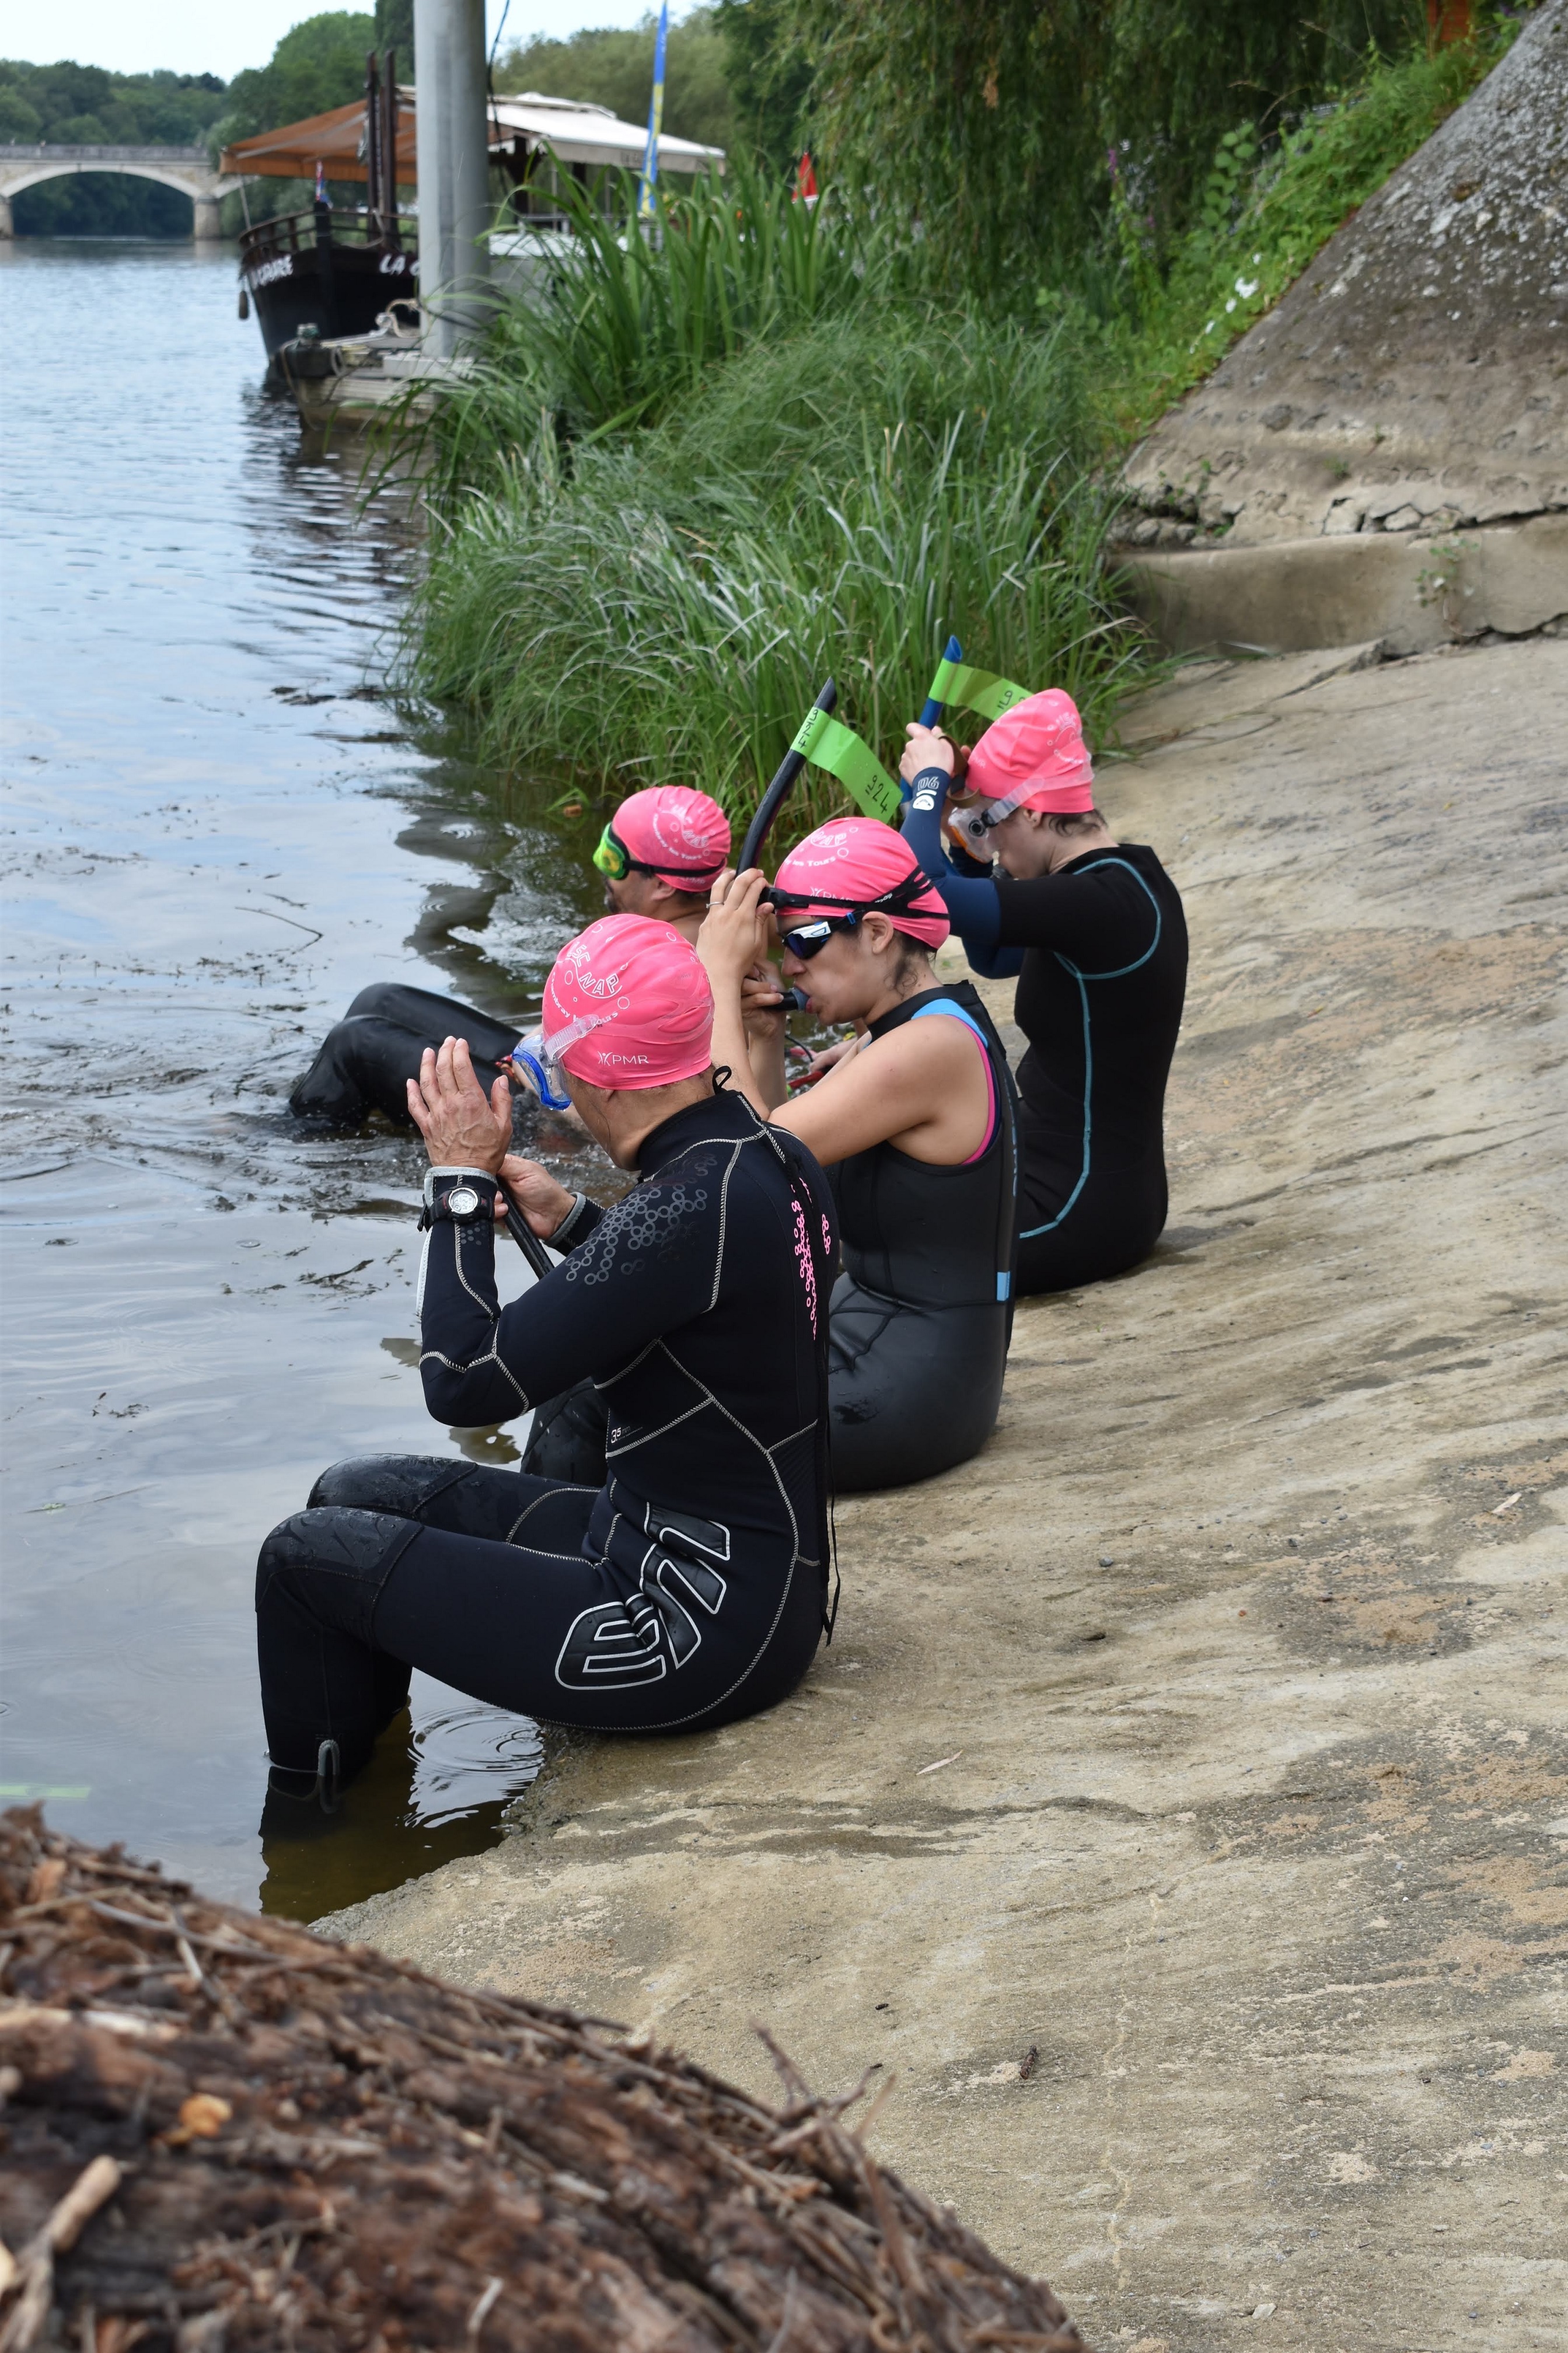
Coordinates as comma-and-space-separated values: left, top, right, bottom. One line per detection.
507, 1012, 610, 1110
764, 869, 934, 959
592, 821, 722, 889
945, 783, 1039, 860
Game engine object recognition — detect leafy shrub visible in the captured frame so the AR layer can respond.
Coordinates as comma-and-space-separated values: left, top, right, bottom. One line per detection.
1081, 25, 1520, 429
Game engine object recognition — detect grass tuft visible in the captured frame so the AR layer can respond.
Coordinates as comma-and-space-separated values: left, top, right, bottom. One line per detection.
404, 310, 1146, 833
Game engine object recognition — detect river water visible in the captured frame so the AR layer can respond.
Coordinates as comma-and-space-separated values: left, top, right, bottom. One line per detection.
0, 240, 606, 1918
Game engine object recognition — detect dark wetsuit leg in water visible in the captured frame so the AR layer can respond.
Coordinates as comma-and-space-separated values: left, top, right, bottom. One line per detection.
902, 779, 1187, 1296
289, 985, 522, 1125
255, 1087, 837, 1788
824, 980, 1018, 1492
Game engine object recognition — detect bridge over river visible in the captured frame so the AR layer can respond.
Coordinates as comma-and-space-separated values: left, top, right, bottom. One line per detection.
0, 145, 239, 238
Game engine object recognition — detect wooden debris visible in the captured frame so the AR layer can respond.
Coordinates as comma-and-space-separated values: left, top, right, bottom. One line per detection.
0, 1810, 1087, 2351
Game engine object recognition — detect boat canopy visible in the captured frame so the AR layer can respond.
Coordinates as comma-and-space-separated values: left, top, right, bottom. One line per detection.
220, 90, 721, 183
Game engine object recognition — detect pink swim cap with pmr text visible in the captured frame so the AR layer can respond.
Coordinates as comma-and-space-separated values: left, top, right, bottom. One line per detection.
774, 818, 950, 949
542, 912, 714, 1090
965, 689, 1095, 814
614, 786, 732, 888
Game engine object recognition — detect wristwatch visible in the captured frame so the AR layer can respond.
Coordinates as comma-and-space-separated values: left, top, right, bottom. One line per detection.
419, 1167, 496, 1228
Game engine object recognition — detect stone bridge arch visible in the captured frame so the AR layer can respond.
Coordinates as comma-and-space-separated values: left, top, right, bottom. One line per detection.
0, 146, 239, 239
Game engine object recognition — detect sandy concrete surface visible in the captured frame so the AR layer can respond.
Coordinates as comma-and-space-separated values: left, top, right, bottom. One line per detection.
325, 637, 1568, 2351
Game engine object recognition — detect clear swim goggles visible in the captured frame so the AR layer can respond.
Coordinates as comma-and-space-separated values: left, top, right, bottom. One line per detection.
945, 783, 1039, 861
507, 1012, 609, 1111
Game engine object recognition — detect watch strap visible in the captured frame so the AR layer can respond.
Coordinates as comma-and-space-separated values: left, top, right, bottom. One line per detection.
419, 1166, 497, 1228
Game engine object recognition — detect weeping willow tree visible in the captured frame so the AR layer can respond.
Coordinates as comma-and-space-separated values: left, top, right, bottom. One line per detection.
792, 0, 1441, 297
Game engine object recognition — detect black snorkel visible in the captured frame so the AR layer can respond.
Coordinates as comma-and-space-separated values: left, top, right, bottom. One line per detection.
737, 677, 837, 877
500, 1185, 555, 1280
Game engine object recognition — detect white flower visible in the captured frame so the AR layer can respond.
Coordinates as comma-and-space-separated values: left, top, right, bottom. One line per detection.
1235, 276, 1259, 298
1224, 297, 1237, 313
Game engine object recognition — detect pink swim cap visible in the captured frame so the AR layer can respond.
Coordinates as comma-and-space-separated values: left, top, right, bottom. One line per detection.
966, 689, 1095, 814
542, 912, 714, 1090
613, 786, 731, 888
774, 817, 949, 950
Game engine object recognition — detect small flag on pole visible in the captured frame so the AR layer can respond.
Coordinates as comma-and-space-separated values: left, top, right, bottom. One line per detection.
637, 1, 669, 222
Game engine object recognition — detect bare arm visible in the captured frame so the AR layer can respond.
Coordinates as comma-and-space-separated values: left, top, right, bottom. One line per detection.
770, 1016, 989, 1168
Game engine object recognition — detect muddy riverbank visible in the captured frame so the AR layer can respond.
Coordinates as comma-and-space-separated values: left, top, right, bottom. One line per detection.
0, 241, 605, 1918
329, 636, 1568, 2351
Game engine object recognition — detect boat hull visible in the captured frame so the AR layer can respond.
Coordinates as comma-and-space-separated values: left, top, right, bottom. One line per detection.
240, 224, 417, 359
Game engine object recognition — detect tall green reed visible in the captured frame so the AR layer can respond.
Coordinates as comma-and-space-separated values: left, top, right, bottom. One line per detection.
507, 155, 865, 440
406, 310, 1147, 833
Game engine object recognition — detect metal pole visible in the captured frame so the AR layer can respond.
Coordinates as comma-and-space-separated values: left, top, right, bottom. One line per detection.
413, 0, 491, 358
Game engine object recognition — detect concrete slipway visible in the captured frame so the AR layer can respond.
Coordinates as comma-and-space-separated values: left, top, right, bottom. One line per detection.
326, 636, 1568, 2351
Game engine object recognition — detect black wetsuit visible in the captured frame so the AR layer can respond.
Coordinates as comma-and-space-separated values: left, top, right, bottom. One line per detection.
903, 781, 1186, 1296
526, 985, 1018, 1496
289, 985, 522, 1124
825, 981, 1018, 1491
997, 849, 1187, 1291
254, 1087, 837, 1789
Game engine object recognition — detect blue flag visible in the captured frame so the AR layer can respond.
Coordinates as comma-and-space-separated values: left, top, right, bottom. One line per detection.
637, 0, 669, 221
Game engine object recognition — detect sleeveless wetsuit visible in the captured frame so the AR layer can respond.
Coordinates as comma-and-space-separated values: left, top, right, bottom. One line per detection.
289, 984, 522, 1125
523, 983, 1019, 1496
825, 979, 1018, 1492
902, 782, 1187, 1296
254, 1087, 838, 1789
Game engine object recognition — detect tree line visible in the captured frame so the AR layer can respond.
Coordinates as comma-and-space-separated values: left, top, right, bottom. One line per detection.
3, 0, 1528, 266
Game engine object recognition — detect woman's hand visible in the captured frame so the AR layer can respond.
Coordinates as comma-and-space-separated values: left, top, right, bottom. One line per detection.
741, 960, 787, 1043
493, 1153, 576, 1238
696, 868, 772, 989
900, 722, 957, 787
406, 1036, 512, 1174
792, 1034, 861, 1088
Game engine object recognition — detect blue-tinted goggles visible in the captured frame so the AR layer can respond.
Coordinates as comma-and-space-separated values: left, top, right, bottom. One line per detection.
777, 913, 860, 960
764, 868, 933, 961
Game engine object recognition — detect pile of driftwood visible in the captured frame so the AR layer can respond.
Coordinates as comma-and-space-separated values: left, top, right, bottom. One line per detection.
0, 1811, 1085, 2351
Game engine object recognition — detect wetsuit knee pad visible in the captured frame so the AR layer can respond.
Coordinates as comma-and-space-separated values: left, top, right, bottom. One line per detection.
308, 1454, 470, 1518
291, 988, 525, 1124
255, 1506, 422, 1644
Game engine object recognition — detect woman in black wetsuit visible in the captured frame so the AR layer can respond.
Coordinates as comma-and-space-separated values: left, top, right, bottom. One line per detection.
699, 819, 1018, 1495
255, 913, 837, 1808
898, 692, 1186, 1297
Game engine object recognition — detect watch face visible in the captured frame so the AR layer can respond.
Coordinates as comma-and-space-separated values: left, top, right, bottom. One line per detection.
446, 1185, 481, 1217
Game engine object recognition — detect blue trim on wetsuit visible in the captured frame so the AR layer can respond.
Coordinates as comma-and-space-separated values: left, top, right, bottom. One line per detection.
1017, 859, 1163, 1239
901, 767, 1015, 959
